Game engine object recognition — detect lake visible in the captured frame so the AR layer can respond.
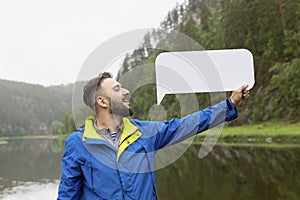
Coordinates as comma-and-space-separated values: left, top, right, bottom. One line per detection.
0, 137, 299, 199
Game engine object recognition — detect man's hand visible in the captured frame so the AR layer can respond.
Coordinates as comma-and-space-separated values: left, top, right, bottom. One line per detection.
230, 84, 250, 107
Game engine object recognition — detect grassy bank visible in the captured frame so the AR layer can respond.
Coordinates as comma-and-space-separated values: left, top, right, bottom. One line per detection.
0, 134, 68, 141
195, 121, 300, 137
194, 121, 300, 147
1, 121, 299, 142
222, 121, 300, 135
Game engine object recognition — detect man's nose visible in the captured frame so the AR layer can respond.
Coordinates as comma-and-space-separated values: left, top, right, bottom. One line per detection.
122, 88, 130, 96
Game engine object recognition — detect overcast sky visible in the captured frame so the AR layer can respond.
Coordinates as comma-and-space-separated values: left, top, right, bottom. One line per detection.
0, 0, 185, 86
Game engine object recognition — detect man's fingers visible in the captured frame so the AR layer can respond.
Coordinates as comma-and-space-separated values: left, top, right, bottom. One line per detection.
239, 84, 249, 91
242, 91, 250, 99
242, 90, 250, 95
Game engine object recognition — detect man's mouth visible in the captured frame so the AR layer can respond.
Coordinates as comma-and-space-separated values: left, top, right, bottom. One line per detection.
122, 98, 130, 104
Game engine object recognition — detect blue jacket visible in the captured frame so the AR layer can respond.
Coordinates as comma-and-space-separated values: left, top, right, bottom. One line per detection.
57, 99, 238, 200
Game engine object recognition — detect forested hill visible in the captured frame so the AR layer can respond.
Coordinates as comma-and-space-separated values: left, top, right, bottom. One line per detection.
0, 79, 74, 136
1, 0, 299, 136
117, 0, 300, 124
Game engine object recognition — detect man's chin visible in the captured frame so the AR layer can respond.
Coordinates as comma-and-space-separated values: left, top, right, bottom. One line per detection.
110, 100, 134, 117
124, 103, 134, 116
128, 107, 134, 116
110, 107, 134, 117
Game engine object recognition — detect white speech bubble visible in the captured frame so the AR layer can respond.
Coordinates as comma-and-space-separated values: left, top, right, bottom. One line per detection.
155, 49, 255, 104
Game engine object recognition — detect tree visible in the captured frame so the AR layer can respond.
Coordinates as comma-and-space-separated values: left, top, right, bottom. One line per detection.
50, 120, 64, 135
266, 58, 300, 121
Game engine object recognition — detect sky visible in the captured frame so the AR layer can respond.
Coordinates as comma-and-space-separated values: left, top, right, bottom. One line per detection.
0, 0, 185, 86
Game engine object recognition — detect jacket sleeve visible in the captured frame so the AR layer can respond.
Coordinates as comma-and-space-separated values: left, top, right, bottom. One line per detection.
153, 98, 238, 150
57, 135, 83, 200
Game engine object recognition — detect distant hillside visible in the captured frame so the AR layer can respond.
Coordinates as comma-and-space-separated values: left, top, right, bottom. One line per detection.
1, 0, 299, 137
0, 79, 74, 136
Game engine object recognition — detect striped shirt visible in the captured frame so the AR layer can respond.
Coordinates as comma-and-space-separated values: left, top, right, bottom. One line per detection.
93, 119, 123, 150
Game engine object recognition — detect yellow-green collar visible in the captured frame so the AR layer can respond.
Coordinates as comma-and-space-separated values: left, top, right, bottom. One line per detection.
82, 115, 142, 161
82, 115, 101, 141
82, 115, 139, 142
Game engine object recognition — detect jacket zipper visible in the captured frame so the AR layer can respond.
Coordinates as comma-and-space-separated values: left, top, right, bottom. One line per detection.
115, 129, 139, 199
116, 156, 125, 200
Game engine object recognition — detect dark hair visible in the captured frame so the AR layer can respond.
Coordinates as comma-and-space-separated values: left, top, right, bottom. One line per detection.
83, 72, 113, 111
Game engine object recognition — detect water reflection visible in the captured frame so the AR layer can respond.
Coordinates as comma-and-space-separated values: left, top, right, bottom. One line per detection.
0, 138, 64, 198
1, 181, 59, 200
157, 145, 300, 200
0, 138, 300, 200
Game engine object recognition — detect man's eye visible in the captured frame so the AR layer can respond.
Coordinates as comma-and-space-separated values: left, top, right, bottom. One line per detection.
114, 86, 120, 91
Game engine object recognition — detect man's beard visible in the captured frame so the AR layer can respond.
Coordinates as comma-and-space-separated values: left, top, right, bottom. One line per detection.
109, 98, 134, 117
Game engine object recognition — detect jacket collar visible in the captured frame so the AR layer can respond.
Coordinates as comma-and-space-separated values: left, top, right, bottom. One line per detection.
82, 115, 139, 142
82, 115, 102, 141
119, 117, 138, 143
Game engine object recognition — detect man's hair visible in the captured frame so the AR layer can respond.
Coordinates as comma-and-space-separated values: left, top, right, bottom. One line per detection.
83, 72, 113, 111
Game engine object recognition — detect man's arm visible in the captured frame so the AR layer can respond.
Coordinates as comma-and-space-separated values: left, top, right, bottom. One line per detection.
153, 84, 250, 150
57, 136, 83, 200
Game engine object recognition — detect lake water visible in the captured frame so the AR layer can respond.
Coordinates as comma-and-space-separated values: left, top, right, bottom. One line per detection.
0, 138, 64, 200
0, 138, 299, 200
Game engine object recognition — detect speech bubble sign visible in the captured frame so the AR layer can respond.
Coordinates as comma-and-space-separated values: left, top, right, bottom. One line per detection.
155, 49, 255, 104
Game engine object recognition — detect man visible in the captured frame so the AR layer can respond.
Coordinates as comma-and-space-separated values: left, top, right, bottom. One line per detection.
57, 72, 250, 200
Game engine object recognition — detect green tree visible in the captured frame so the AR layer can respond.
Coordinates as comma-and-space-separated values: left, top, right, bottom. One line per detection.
116, 0, 300, 124
50, 120, 64, 135
266, 58, 300, 121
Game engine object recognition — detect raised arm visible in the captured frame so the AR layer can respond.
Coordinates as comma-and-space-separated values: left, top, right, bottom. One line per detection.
152, 84, 249, 150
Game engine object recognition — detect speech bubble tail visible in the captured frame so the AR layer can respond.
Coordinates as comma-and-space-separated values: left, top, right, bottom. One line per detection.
156, 93, 164, 105
156, 86, 166, 105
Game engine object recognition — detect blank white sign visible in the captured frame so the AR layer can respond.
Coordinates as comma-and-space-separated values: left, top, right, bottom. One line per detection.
155, 49, 255, 104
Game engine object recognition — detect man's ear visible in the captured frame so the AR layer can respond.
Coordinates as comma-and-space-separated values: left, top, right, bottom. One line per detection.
96, 96, 108, 108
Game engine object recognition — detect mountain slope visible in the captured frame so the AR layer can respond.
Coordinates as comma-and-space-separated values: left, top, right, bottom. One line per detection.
0, 79, 73, 136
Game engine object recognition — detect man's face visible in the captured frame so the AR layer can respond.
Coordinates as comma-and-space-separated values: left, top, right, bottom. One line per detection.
100, 78, 133, 117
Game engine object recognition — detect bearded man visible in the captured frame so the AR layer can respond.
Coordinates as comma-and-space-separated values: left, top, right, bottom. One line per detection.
57, 72, 249, 200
